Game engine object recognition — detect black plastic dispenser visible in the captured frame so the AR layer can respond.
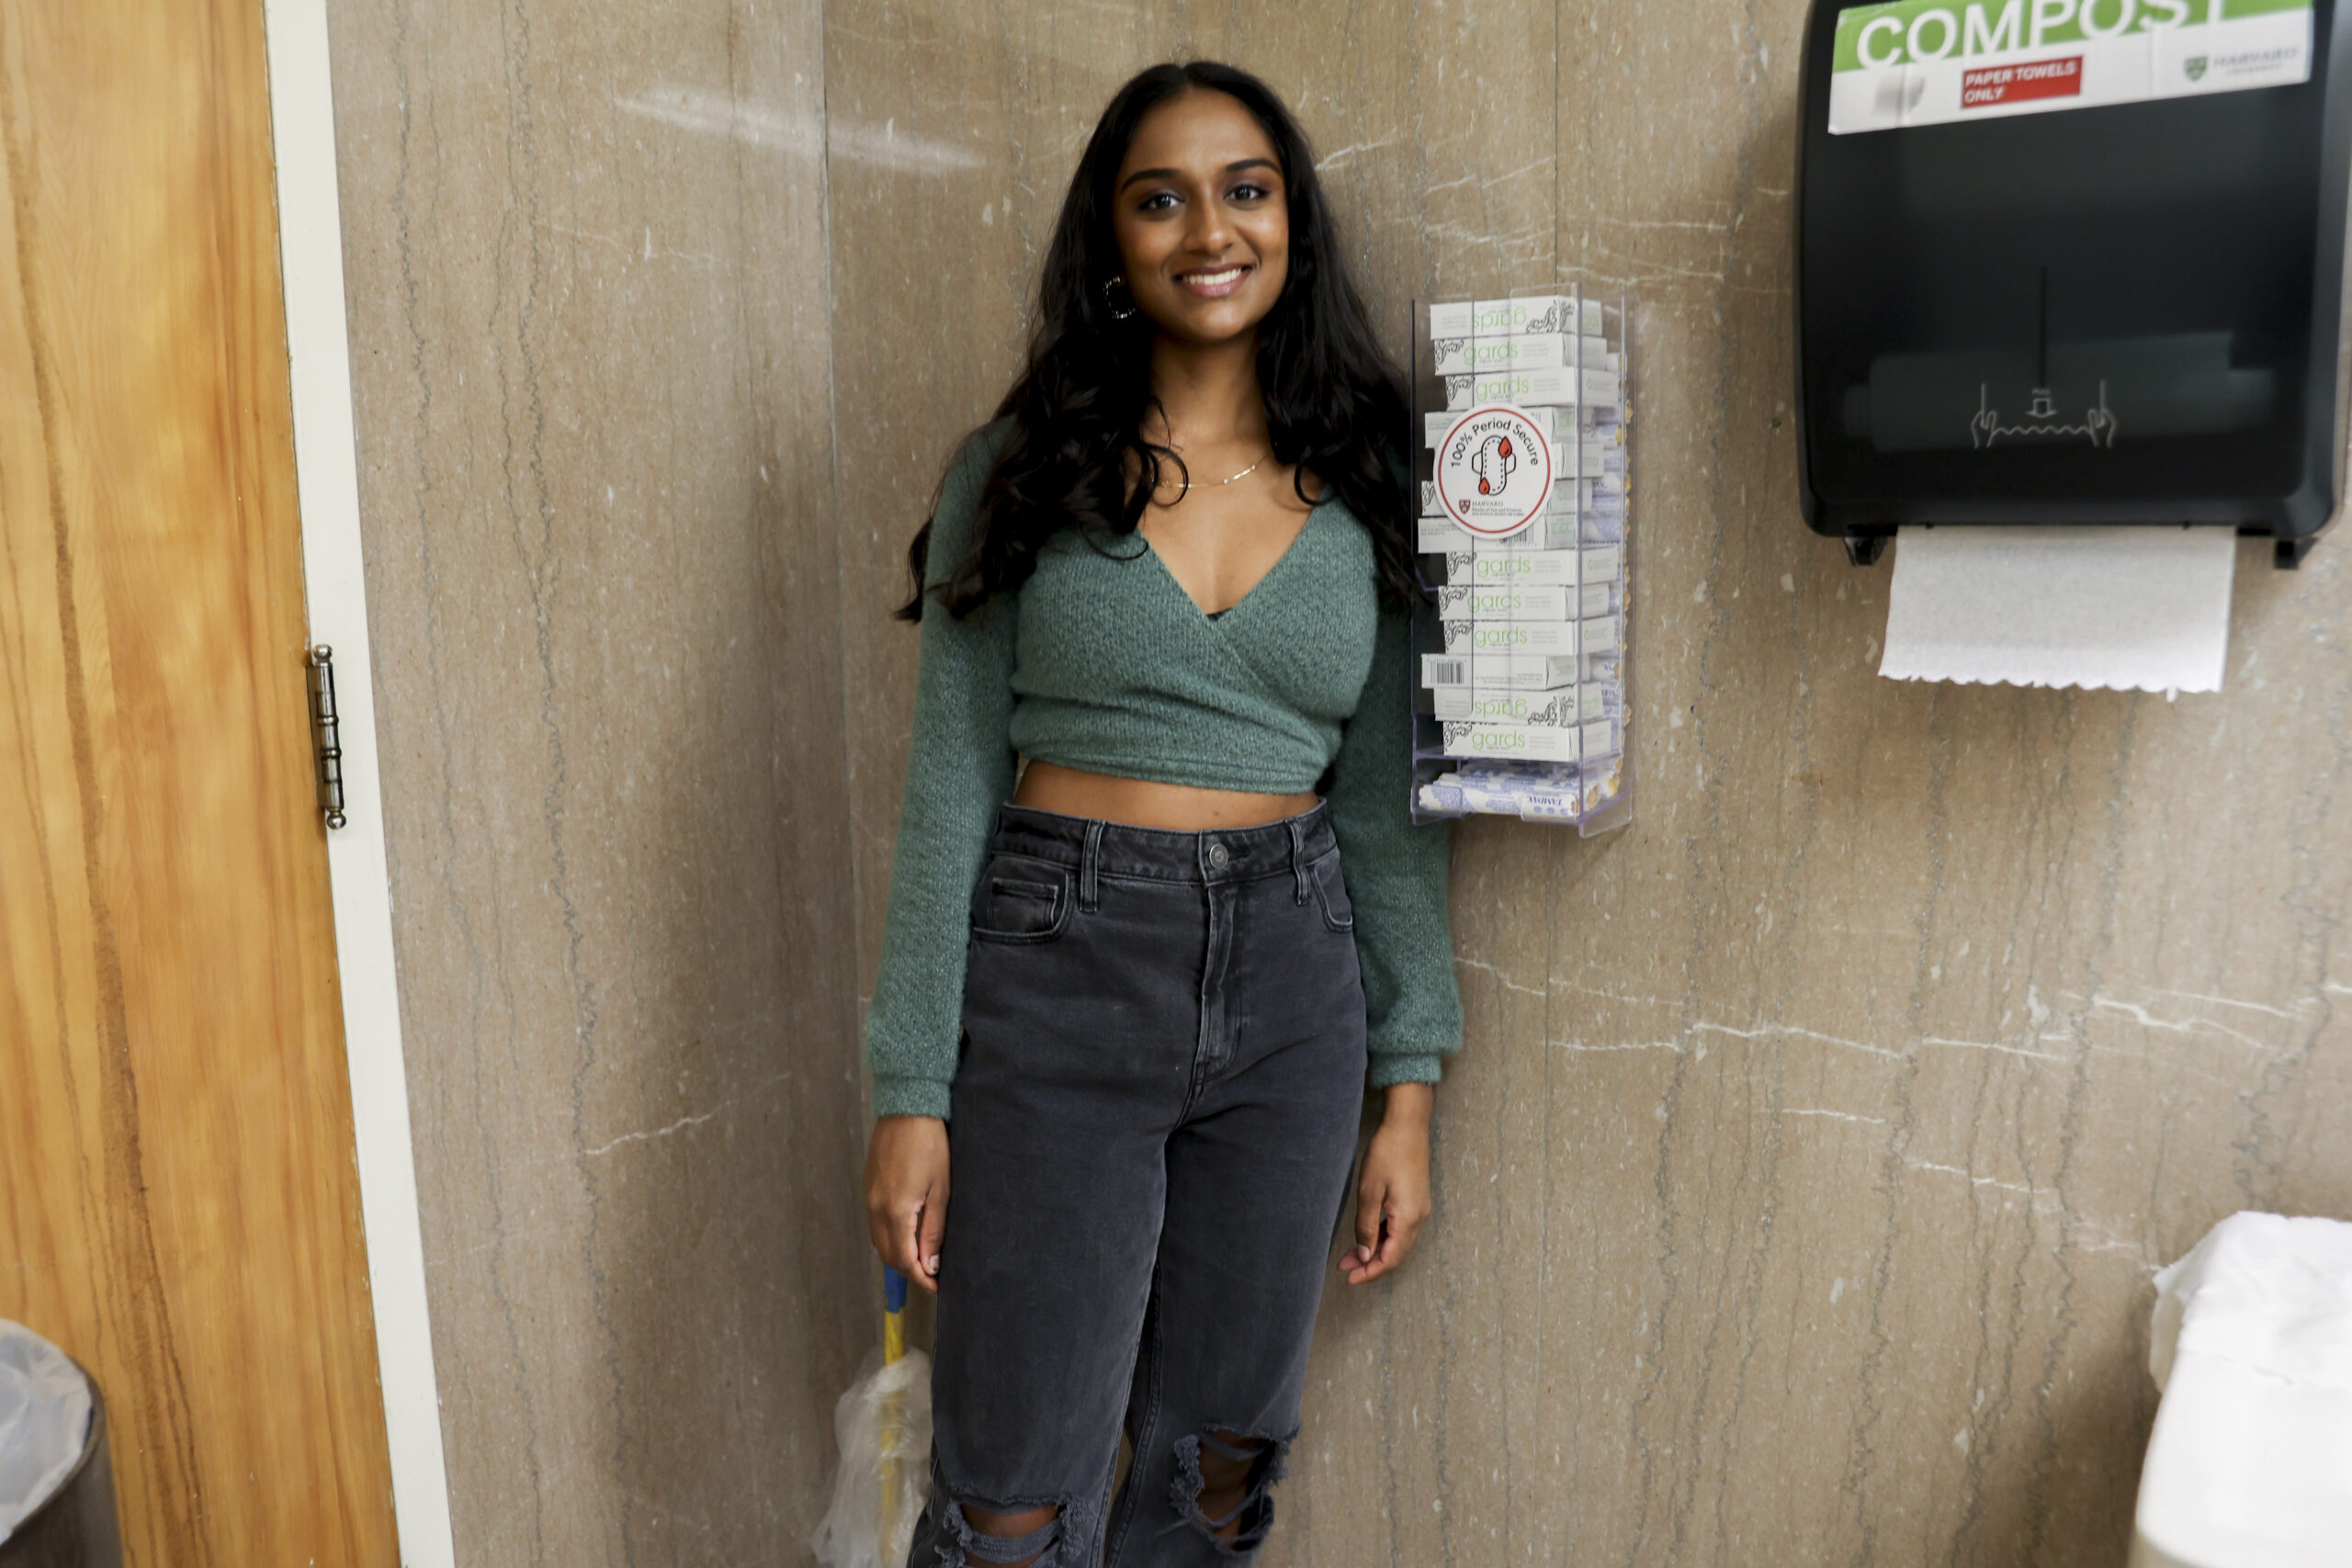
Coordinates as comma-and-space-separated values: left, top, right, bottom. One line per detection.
1794, 0, 2352, 566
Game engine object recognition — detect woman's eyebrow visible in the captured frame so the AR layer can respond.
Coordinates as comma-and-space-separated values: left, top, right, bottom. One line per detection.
1116, 156, 1281, 193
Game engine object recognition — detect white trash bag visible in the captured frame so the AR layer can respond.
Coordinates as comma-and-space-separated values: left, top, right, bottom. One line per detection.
0, 1320, 94, 1544
811, 1348, 933, 1568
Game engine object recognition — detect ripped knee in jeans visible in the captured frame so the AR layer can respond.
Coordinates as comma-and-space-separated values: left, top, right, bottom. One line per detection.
937, 1496, 1068, 1568
1168, 1427, 1293, 1554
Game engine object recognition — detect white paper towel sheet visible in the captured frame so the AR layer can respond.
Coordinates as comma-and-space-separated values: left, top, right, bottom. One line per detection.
1880, 525, 2236, 694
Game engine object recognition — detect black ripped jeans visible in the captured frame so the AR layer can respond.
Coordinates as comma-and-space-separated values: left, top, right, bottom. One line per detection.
908, 802, 1367, 1567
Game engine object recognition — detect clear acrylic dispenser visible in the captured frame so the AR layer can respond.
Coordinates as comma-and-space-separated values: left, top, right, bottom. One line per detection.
1408, 287, 1633, 833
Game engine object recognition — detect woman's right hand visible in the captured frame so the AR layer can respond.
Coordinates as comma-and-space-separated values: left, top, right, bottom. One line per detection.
864, 1114, 951, 1292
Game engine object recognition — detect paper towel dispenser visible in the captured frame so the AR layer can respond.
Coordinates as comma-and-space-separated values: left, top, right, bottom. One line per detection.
1794, 0, 2352, 566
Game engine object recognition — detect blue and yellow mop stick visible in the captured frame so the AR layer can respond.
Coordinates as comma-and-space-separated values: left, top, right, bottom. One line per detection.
878, 1266, 911, 1553
882, 1264, 909, 1365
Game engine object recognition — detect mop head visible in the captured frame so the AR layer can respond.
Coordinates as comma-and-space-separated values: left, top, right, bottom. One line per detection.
811, 1348, 933, 1568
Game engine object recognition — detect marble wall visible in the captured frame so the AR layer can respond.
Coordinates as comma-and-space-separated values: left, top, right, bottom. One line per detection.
324, 2, 867, 1563
328, 1, 2352, 1565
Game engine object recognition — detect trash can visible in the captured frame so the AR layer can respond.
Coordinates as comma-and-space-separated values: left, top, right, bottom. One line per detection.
0, 1324, 122, 1568
2132, 1212, 2352, 1568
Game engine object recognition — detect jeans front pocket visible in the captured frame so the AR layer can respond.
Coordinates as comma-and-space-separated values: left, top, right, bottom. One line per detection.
1308, 848, 1355, 934
968, 860, 1073, 944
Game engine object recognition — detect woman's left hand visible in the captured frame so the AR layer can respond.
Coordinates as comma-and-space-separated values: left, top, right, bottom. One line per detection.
1340, 1083, 1433, 1285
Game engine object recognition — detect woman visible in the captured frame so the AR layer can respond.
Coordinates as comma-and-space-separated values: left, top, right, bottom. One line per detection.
862, 62, 1459, 1568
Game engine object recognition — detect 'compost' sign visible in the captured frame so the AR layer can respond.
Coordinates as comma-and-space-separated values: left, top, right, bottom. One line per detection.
1827, 0, 2312, 132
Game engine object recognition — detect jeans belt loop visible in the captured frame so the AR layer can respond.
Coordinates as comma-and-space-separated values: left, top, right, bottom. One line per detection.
1080, 819, 1104, 913
1288, 818, 1311, 905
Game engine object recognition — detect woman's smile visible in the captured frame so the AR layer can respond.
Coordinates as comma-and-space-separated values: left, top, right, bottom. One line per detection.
1172, 260, 1253, 298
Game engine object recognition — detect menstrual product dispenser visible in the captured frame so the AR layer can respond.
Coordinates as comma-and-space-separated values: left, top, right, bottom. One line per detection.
1795, 0, 2352, 565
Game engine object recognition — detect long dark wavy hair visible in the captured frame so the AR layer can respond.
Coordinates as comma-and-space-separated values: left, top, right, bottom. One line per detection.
898, 61, 1417, 622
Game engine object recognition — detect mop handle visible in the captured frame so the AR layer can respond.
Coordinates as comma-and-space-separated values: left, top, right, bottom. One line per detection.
879, 1265, 910, 1552
882, 1265, 908, 1364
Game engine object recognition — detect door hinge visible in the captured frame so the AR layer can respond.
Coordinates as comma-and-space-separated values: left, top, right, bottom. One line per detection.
306, 645, 346, 830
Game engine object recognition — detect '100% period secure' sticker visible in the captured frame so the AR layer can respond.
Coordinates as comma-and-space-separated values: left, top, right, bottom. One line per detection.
1434, 405, 1554, 539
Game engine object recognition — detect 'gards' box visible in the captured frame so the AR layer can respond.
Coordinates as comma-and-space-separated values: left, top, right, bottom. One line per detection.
1577, 580, 1615, 618
1580, 717, 1622, 759
1418, 514, 1575, 553
1416, 470, 1579, 526
1431, 686, 1582, 726
1581, 543, 1623, 581
1442, 720, 1579, 763
1421, 413, 1614, 479
1419, 651, 1577, 690
1431, 681, 1618, 729
1441, 367, 1623, 412
1430, 333, 1613, 377
1566, 432, 1617, 477
1481, 423, 1614, 472
1434, 548, 1580, 587
1422, 458, 1614, 516
1434, 583, 1573, 621
1575, 429, 1626, 479
1437, 618, 1578, 656
1424, 403, 1577, 448
1578, 614, 1620, 655
1428, 296, 1605, 340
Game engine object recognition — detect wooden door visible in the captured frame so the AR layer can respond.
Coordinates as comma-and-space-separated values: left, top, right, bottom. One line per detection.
0, 1, 401, 1563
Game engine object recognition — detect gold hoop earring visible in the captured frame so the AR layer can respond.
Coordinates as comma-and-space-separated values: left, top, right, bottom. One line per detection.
1102, 276, 1138, 322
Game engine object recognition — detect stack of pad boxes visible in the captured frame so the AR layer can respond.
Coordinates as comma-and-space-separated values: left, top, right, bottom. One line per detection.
1413, 293, 1629, 824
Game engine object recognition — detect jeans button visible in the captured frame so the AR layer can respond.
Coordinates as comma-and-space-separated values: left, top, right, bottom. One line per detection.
1206, 841, 1230, 871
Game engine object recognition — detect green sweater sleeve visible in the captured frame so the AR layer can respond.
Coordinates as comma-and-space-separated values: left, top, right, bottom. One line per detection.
1324, 605, 1462, 1087
864, 432, 1018, 1120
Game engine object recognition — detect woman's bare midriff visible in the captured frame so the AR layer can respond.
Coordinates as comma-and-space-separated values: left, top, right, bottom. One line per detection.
1013, 759, 1317, 831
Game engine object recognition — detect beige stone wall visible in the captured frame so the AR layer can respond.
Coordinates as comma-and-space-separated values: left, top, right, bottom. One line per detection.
323, 3, 866, 1562
327, 1, 2352, 1564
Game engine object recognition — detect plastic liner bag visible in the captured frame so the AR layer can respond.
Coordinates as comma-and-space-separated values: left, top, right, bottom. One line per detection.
0, 1320, 94, 1544
811, 1348, 933, 1568
2149, 1211, 2352, 1392
2135, 1212, 2352, 1568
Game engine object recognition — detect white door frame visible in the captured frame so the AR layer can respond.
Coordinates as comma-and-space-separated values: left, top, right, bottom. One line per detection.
262, 3, 457, 1563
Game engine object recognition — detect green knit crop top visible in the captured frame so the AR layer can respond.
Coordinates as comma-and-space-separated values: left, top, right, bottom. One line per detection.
864, 423, 1461, 1121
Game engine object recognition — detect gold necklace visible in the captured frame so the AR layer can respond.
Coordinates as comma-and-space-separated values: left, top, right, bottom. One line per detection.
1160, 454, 1269, 492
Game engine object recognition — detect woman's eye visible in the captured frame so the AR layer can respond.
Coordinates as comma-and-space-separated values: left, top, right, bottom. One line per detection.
1229, 183, 1271, 203
1136, 190, 1179, 213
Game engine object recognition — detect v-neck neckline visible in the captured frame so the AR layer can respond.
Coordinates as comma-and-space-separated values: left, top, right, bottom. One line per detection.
1140, 496, 1335, 626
